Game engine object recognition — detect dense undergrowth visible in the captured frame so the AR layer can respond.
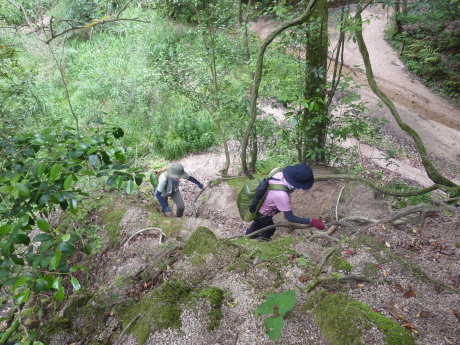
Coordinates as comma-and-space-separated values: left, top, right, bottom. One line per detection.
385, 0, 460, 104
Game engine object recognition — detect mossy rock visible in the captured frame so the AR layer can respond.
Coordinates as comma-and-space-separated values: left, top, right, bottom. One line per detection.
182, 226, 238, 258
303, 289, 415, 345
118, 280, 225, 344
119, 280, 192, 344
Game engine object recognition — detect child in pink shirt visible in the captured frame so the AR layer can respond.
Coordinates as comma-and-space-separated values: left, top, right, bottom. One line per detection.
245, 164, 326, 240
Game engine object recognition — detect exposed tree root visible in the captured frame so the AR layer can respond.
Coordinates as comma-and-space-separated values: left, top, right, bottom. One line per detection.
122, 227, 166, 247
303, 275, 396, 292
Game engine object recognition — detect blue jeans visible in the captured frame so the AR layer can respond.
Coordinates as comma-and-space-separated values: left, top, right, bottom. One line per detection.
245, 214, 275, 239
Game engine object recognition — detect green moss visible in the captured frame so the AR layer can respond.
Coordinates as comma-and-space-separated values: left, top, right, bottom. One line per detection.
303, 290, 415, 345
148, 212, 185, 236
227, 176, 248, 192
233, 237, 298, 264
362, 262, 380, 277
197, 287, 224, 330
99, 205, 125, 243
182, 226, 238, 258
119, 280, 192, 344
330, 255, 355, 273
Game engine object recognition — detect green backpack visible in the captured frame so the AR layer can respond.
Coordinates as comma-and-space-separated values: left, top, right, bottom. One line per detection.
237, 168, 289, 222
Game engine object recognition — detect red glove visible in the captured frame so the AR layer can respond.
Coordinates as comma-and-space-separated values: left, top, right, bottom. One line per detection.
310, 218, 326, 230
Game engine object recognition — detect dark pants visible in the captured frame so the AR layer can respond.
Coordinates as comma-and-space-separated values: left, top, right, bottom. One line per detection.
162, 190, 185, 217
245, 214, 275, 240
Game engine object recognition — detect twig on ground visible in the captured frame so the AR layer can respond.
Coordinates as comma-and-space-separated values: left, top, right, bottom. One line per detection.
123, 227, 166, 247
115, 313, 141, 345
336, 185, 347, 221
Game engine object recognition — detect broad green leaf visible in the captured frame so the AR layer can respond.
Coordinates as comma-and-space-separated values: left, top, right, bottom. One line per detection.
15, 287, 30, 305
14, 233, 30, 246
88, 155, 99, 166
149, 173, 158, 187
63, 174, 74, 190
34, 234, 52, 242
54, 282, 64, 302
49, 164, 61, 180
112, 127, 124, 138
52, 276, 62, 289
34, 163, 46, 178
70, 265, 88, 273
0, 204, 7, 213
62, 234, 71, 242
57, 242, 75, 254
0, 185, 14, 194
49, 252, 61, 270
69, 198, 78, 214
115, 176, 123, 189
16, 183, 30, 197
256, 301, 274, 315
0, 224, 13, 235
126, 180, 135, 194
34, 278, 51, 292
37, 218, 50, 232
270, 290, 296, 316
83, 242, 92, 255
80, 170, 95, 176
265, 316, 284, 340
12, 277, 30, 291
38, 193, 50, 205
70, 277, 81, 291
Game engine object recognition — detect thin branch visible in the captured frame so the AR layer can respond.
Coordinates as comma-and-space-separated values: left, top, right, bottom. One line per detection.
123, 227, 166, 247
115, 313, 141, 345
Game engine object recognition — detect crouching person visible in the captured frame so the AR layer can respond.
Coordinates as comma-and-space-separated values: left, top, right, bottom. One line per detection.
155, 163, 204, 217
246, 164, 326, 240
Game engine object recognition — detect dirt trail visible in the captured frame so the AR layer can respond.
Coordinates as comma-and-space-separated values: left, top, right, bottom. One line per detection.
251, 5, 460, 182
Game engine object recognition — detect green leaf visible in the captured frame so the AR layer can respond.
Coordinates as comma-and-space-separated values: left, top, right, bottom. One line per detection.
271, 290, 296, 316
88, 155, 99, 166
33, 234, 53, 242
256, 301, 274, 315
16, 183, 30, 197
112, 127, 124, 138
0, 185, 14, 194
265, 316, 284, 340
15, 287, 30, 305
54, 282, 64, 302
57, 242, 75, 254
70, 277, 81, 291
0, 224, 13, 235
62, 234, 71, 242
63, 174, 74, 190
49, 252, 61, 270
14, 233, 30, 245
49, 163, 61, 180
34, 163, 46, 178
149, 173, 158, 187
83, 242, 92, 255
80, 170, 95, 176
12, 277, 30, 291
126, 180, 135, 194
33, 278, 51, 292
37, 218, 50, 232
115, 176, 123, 189
69, 198, 78, 214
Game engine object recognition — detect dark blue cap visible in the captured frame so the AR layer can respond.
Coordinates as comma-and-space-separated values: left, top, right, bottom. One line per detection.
283, 164, 314, 190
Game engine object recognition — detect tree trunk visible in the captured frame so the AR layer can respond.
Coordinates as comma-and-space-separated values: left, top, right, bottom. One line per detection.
241, 0, 319, 178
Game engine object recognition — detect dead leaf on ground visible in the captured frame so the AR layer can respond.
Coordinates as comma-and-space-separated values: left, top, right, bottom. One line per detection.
403, 322, 418, 333
298, 276, 309, 283
417, 310, 431, 318
344, 250, 356, 255
394, 283, 405, 293
403, 287, 416, 298
453, 310, 460, 322
434, 285, 443, 293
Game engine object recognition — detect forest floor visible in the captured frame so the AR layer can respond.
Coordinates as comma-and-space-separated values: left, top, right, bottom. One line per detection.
41, 5, 460, 345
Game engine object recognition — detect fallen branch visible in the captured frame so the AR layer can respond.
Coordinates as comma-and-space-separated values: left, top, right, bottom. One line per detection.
304, 275, 395, 292
123, 227, 166, 247
115, 313, 141, 345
